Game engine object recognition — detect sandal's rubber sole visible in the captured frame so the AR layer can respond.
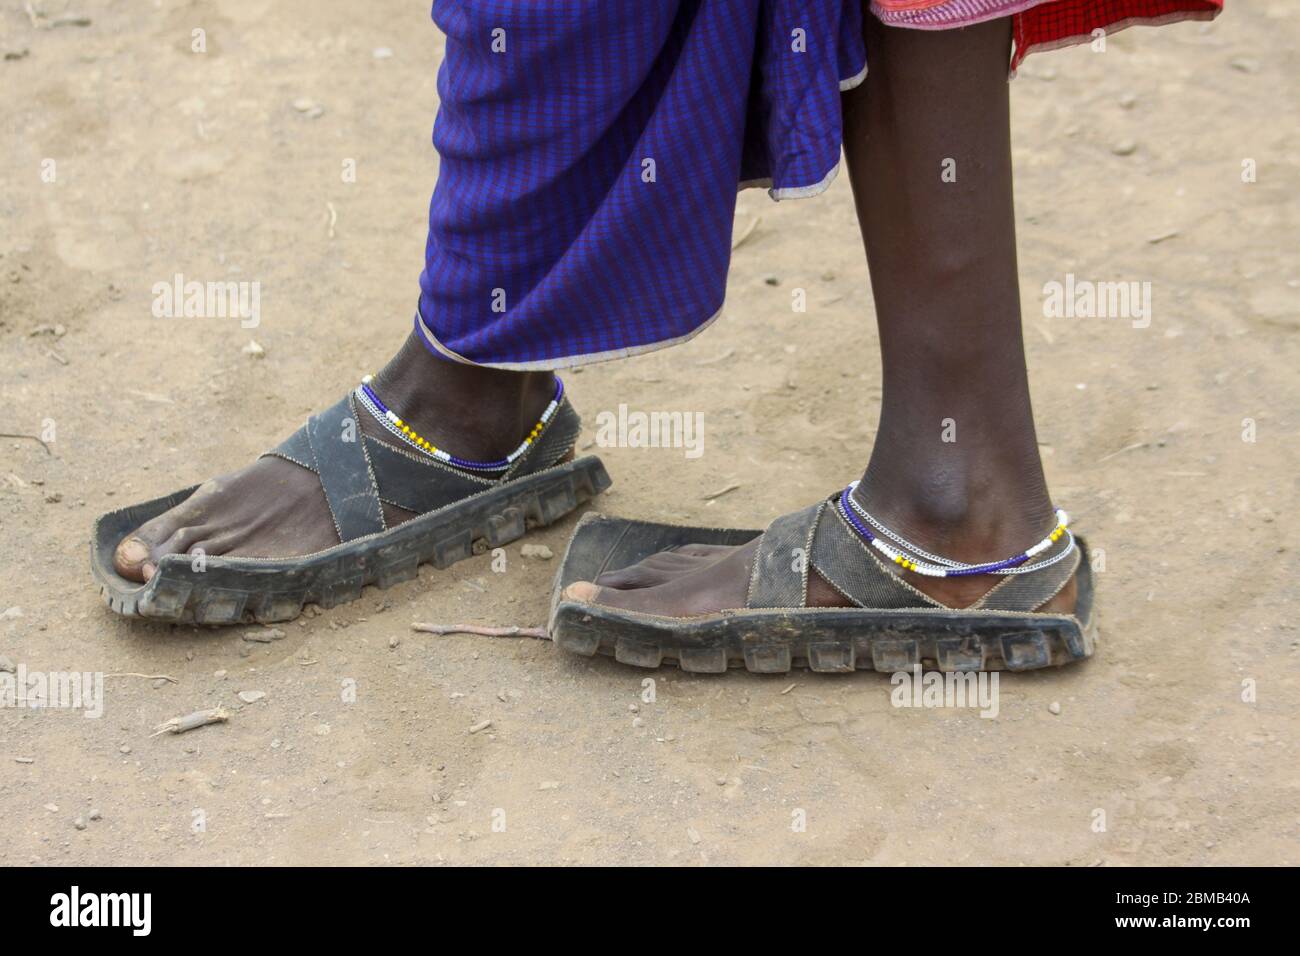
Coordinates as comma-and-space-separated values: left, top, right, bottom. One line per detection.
92, 456, 611, 625
548, 513, 1097, 674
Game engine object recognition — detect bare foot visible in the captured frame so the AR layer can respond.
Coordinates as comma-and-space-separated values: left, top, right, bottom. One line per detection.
113, 331, 558, 583
563, 495, 1077, 616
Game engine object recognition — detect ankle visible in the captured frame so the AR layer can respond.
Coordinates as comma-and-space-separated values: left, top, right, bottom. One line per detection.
851, 471, 1056, 566
845, 481, 1061, 610
368, 331, 556, 460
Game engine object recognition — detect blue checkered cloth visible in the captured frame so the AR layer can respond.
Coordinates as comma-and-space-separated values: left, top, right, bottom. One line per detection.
417, 1, 866, 369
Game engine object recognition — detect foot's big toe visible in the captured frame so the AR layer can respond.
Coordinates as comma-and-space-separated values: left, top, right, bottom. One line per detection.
563, 579, 680, 614
113, 535, 156, 583
562, 581, 603, 604
594, 550, 709, 589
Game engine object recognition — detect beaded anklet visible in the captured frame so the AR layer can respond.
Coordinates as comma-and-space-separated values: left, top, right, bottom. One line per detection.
355, 375, 563, 473
836, 481, 1074, 578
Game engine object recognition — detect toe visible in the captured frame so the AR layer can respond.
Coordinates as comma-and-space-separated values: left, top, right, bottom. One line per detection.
562, 577, 692, 615
562, 581, 604, 604
669, 544, 734, 558
638, 553, 706, 571
593, 548, 728, 590
594, 552, 707, 589
594, 565, 671, 589
156, 525, 210, 560
562, 578, 672, 614
113, 535, 153, 583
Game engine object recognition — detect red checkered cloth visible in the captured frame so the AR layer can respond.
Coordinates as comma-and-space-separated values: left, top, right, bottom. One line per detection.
873, 0, 1224, 72
1015, 0, 1223, 69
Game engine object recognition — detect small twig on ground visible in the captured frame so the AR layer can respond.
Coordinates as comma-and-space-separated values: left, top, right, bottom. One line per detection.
106, 672, 178, 683
0, 433, 52, 455
325, 202, 338, 239
150, 706, 229, 737
23, 3, 91, 29
1098, 441, 1148, 463
703, 483, 741, 501
123, 388, 175, 404
411, 623, 549, 641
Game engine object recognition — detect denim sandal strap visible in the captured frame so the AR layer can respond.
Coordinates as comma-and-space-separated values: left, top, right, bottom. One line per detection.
809, 502, 939, 610
304, 394, 386, 542
260, 396, 386, 544
504, 397, 582, 481
260, 393, 583, 545
361, 439, 491, 514
746, 496, 1079, 614
971, 536, 1080, 612
744, 501, 824, 609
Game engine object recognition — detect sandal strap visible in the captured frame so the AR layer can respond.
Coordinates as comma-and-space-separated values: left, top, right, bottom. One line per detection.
505, 397, 582, 480
972, 539, 1080, 611
810, 502, 940, 609
305, 394, 386, 542
746, 494, 1082, 613
260, 393, 582, 544
362, 439, 490, 513
745, 501, 823, 608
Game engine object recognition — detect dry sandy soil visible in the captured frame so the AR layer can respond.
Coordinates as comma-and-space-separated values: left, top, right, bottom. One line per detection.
1, 1, 1296, 866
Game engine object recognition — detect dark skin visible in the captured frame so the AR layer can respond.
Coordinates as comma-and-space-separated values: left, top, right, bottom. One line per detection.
113, 335, 554, 581
118, 15, 1074, 616
565, 15, 1075, 615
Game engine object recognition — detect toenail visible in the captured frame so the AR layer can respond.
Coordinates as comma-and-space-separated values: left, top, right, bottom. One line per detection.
119, 537, 149, 565
563, 582, 599, 603
141, 561, 156, 582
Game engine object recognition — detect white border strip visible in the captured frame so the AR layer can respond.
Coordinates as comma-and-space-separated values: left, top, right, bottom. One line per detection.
417, 304, 728, 372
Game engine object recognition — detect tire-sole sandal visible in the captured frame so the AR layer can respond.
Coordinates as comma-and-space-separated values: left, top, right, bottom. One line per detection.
92, 390, 611, 625
549, 498, 1096, 674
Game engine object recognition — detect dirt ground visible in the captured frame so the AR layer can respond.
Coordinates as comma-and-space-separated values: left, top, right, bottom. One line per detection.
1, 1, 1296, 866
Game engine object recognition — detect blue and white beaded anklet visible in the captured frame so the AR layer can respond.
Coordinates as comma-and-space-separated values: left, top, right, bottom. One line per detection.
836, 480, 1074, 578
354, 375, 564, 473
